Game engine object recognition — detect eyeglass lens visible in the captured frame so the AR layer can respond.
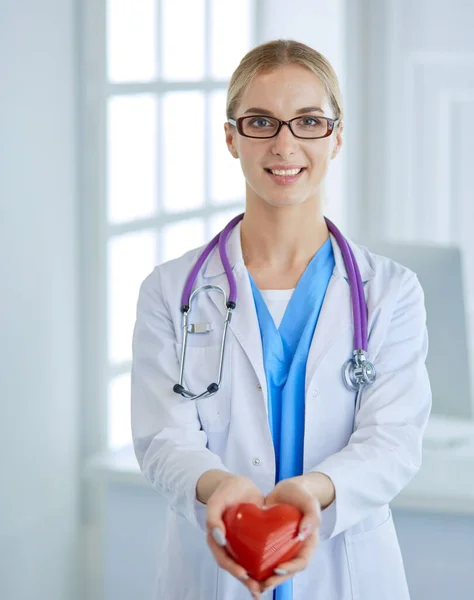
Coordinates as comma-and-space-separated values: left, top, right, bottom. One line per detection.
241, 115, 330, 138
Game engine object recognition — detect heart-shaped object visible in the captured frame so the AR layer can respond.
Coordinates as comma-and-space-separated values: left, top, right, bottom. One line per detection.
222, 503, 304, 581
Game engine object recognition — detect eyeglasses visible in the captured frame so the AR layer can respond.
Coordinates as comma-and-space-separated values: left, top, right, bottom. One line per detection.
228, 114, 340, 139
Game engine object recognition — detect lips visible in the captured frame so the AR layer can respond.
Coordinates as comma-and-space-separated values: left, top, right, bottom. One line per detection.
266, 168, 303, 176
264, 167, 307, 185
264, 166, 307, 174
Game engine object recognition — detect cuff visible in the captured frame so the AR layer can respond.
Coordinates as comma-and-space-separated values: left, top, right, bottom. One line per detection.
184, 464, 231, 534
194, 497, 208, 533
318, 496, 337, 541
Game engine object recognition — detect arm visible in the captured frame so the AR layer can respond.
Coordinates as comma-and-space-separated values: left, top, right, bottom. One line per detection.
131, 267, 231, 532
305, 272, 432, 540
300, 472, 336, 509
196, 470, 235, 504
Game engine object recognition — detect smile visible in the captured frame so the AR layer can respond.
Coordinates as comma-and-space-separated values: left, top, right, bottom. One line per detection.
264, 167, 306, 184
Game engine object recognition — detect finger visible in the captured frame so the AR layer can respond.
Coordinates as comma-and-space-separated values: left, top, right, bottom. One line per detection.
206, 533, 262, 595
296, 525, 320, 553
274, 552, 310, 575
205, 497, 227, 535
206, 489, 264, 533
206, 532, 246, 579
260, 572, 293, 592
265, 484, 321, 535
270, 533, 319, 577
296, 491, 321, 531
270, 529, 320, 575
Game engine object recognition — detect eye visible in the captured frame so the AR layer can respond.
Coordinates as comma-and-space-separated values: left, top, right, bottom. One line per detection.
248, 117, 273, 128
299, 116, 321, 127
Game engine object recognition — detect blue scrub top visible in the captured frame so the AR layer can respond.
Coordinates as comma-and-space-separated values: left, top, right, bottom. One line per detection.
248, 238, 335, 600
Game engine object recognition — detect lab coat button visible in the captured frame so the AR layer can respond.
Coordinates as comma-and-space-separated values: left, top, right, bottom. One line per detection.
256, 383, 262, 391
312, 389, 319, 398
252, 457, 261, 466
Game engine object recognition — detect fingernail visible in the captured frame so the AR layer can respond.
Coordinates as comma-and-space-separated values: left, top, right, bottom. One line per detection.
297, 523, 313, 541
239, 572, 249, 580
274, 568, 289, 576
250, 593, 260, 599
211, 527, 226, 547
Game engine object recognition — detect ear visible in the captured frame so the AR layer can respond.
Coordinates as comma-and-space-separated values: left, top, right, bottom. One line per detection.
224, 122, 239, 159
330, 122, 344, 160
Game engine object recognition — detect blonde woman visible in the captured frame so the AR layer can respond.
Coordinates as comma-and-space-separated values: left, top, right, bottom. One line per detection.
131, 39, 431, 600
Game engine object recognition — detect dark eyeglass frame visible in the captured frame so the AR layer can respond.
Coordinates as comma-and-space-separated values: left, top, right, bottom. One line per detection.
228, 114, 340, 139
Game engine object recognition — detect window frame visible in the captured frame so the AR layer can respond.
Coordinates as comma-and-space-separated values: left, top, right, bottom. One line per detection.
80, 0, 261, 459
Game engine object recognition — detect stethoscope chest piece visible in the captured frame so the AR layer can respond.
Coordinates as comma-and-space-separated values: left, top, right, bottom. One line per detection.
343, 349, 376, 391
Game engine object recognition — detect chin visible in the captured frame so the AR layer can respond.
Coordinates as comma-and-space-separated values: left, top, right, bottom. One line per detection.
246, 180, 312, 209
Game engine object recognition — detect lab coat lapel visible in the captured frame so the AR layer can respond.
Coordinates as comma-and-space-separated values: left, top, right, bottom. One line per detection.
304, 272, 352, 391
202, 222, 267, 398
201, 222, 375, 400
305, 233, 375, 392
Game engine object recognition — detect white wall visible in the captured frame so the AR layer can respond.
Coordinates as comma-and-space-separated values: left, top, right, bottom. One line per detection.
348, 0, 474, 418
0, 2, 80, 599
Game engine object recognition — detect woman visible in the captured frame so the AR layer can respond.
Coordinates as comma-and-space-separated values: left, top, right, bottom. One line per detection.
131, 40, 432, 600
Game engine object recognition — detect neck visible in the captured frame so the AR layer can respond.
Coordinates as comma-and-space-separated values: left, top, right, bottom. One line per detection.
240, 202, 329, 272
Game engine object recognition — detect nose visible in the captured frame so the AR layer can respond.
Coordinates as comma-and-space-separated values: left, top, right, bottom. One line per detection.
270, 122, 298, 158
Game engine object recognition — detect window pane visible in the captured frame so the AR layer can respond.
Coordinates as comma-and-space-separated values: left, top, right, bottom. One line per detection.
209, 208, 244, 239
210, 90, 245, 204
107, 95, 158, 224
162, 92, 205, 212
108, 231, 157, 364
161, 0, 205, 80
210, 0, 253, 79
161, 219, 206, 263
107, 0, 157, 82
108, 373, 132, 449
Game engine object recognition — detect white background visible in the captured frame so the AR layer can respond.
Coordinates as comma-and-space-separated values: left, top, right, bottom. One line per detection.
1, 1, 474, 599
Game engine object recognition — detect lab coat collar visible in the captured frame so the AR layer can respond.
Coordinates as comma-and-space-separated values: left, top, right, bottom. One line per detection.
200, 221, 268, 411
330, 231, 375, 284
198, 216, 375, 400
202, 220, 244, 279
201, 218, 375, 283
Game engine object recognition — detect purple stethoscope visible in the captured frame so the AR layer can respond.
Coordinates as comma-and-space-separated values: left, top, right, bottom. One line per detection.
173, 213, 376, 402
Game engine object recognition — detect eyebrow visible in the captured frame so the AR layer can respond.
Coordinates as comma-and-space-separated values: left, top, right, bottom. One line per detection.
243, 106, 325, 116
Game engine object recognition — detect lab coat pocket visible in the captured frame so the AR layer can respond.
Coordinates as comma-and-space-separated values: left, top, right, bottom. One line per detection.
344, 508, 410, 600
174, 342, 231, 433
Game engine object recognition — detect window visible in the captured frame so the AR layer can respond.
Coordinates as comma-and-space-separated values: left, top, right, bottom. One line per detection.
83, 0, 256, 452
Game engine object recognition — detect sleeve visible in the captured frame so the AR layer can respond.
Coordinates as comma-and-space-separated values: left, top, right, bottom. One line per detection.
311, 272, 432, 541
130, 267, 231, 533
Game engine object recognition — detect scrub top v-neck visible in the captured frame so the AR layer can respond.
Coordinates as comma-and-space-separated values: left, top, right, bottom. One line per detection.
248, 238, 335, 600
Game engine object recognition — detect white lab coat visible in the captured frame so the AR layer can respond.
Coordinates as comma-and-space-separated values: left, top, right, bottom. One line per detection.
131, 221, 432, 600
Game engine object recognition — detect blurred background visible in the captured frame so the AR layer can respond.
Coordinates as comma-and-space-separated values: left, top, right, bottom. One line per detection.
1, 0, 473, 599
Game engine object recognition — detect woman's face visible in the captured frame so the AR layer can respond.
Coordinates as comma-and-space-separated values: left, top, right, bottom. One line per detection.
224, 64, 343, 209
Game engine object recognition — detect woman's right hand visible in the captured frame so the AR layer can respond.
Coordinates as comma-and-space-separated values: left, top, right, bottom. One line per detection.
205, 473, 265, 598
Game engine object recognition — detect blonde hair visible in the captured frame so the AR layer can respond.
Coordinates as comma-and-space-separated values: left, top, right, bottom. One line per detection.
226, 39, 343, 124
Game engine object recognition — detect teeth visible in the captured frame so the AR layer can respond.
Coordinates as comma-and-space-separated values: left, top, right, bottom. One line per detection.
270, 168, 302, 176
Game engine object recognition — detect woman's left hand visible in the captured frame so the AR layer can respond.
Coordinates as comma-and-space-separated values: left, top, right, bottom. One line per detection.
258, 476, 322, 594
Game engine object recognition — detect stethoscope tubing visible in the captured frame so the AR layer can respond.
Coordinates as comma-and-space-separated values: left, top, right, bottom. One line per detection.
175, 213, 376, 400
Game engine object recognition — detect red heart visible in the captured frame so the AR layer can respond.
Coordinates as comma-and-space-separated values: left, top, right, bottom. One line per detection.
222, 503, 304, 582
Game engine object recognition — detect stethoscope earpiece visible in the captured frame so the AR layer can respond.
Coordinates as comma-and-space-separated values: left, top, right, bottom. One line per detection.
207, 383, 219, 394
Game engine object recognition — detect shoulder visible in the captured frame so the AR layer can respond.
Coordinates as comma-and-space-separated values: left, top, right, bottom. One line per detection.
137, 242, 208, 312
354, 240, 423, 300
350, 241, 427, 352
348, 240, 426, 339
